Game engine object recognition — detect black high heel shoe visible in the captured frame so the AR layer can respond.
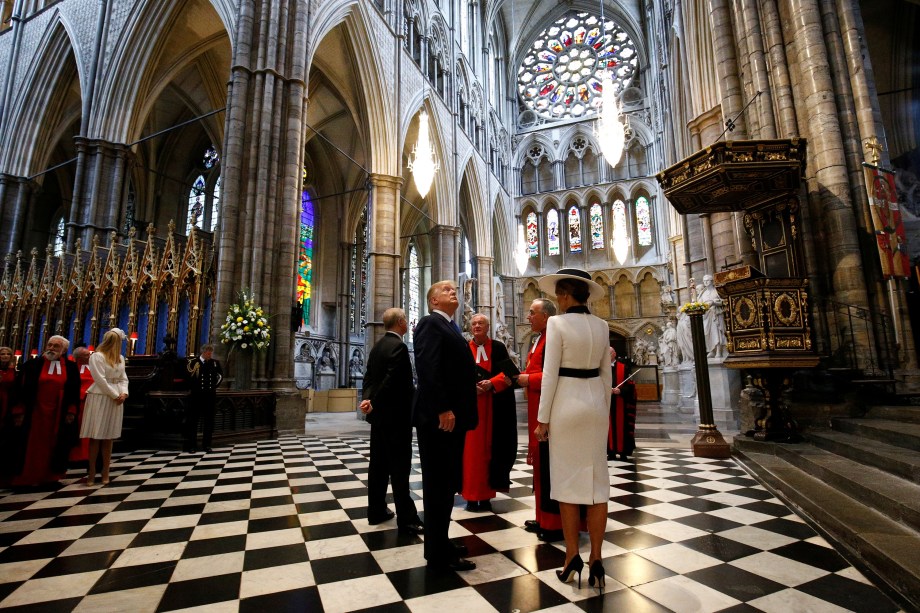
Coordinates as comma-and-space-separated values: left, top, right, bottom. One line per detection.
556, 555, 584, 588
588, 559, 605, 592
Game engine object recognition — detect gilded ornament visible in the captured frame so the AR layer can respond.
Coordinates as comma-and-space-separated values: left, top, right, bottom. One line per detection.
732, 295, 757, 328
772, 292, 800, 326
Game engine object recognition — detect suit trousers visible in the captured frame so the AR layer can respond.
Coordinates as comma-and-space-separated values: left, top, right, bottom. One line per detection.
417, 424, 465, 564
186, 391, 217, 449
367, 422, 418, 524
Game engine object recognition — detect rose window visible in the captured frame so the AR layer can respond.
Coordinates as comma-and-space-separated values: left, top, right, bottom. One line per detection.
518, 12, 638, 121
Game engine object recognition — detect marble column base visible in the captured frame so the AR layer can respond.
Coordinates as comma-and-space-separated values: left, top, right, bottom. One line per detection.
678, 363, 698, 418
708, 360, 741, 430
661, 367, 680, 406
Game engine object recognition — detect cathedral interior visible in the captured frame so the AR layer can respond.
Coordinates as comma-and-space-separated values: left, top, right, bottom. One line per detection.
0, 0, 919, 610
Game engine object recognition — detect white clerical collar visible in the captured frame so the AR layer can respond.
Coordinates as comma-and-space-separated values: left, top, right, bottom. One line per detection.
432, 309, 453, 322
474, 342, 488, 363
79, 364, 88, 374
47, 360, 62, 375
531, 333, 541, 354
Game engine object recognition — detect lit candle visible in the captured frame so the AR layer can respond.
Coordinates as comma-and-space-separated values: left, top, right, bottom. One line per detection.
13, 350, 21, 366
129, 332, 138, 356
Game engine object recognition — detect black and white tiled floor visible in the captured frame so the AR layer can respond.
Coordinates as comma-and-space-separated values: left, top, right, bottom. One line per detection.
0, 436, 901, 612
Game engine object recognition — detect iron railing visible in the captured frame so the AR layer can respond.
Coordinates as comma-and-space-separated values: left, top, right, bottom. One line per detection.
819, 299, 897, 379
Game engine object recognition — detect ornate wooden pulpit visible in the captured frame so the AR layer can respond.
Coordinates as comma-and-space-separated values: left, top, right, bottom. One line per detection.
658, 139, 817, 441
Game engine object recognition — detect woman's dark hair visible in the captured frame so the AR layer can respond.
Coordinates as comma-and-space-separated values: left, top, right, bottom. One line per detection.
556, 278, 590, 303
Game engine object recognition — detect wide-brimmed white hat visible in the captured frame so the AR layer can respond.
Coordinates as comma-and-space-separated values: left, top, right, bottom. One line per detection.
538, 268, 605, 301
108, 328, 127, 340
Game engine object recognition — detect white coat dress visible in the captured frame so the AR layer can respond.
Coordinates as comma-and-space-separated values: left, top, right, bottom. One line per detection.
80, 353, 128, 439
537, 310, 613, 505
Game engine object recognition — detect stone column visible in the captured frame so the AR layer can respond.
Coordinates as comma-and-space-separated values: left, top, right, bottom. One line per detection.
474, 255, 493, 320
212, 0, 309, 434
366, 174, 402, 347
429, 224, 460, 283
782, 0, 870, 311
3, 176, 32, 253
64, 138, 130, 250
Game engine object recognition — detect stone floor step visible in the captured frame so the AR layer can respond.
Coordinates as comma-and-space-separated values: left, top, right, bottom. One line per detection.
767, 440, 920, 532
832, 418, 920, 452
734, 444, 920, 611
867, 406, 920, 424
807, 427, 920, 485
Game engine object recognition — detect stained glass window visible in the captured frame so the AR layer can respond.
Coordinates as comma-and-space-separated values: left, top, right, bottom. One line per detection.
612, 199, 628, 263
568, 206, 582, 252
526, 211, 539, 257
547, 209, 560, 255
590, 202, 604, 249
407, 243, 420, 342
186, 175, 206, 233
53, 216, 65, 256
636, 196, 652, 246
297, 190, 315, 327
517, 11, 638, 120
210, 177, 221, 232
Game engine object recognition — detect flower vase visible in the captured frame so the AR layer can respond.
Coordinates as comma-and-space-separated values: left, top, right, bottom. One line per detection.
233, 349, 254, 390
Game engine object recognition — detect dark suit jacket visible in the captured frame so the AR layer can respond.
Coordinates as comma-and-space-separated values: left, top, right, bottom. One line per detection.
362, 332, 414, 427
186, 357, 222, 393
411, 313, 477, 432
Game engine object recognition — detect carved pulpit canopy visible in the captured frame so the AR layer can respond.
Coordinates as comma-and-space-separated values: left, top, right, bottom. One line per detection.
656, 139, 807, 215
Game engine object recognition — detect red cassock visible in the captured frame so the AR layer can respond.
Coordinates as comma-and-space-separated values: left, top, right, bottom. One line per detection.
462, 338, 511, 502
608, 360, 637, 457
0, 367, 14, 424
12, 361, 79, 486
521, 333, 561, 531
69, 363, 94, 462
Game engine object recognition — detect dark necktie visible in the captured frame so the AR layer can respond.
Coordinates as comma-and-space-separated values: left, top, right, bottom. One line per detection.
450, 320, 462, 335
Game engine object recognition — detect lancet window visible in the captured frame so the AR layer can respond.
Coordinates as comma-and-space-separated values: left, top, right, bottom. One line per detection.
568, 206, 582, 252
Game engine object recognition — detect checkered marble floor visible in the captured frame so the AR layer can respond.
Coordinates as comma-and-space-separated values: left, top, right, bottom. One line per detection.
0, 437, 901, 612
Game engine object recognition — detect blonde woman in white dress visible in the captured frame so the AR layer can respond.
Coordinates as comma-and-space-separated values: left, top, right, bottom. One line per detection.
81, 328, 129, 485
534, 268, 612, 591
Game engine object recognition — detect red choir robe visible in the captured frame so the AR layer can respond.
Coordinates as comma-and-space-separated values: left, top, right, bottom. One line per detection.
462, 338, 516, 502
521, 333, 562, 531
9, 357, 80, 486
608, 359, 637, 459
0, 366, 15, 424
69, 362, 94, 462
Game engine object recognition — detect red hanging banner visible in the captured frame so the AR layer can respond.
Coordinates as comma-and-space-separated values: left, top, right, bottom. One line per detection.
864, 164, 910, 279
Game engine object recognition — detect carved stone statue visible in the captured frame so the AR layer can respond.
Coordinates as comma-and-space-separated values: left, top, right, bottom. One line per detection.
698, 274, 727, 358
348, 349, 363, 377
658, 320, 679, 367
676, 311, 694, 364
633, 339, 649, 365
318, 347, 336, 374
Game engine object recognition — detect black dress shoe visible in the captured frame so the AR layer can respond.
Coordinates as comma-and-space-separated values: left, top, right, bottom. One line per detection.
427, 558, 476, 572
538, 529, 564, 542
367, 510, 395, 525
452, 542, 469, 556
464, 501, 479, 512
523, 520, 541, 533
479, 500, 493, 512
398, 522, 424, 535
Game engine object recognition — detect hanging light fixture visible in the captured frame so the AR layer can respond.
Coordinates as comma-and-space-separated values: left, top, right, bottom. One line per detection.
407, 109, 439, 198
514, 223, 529, 275
595, 71, 627, 166
593, 5, 627, 167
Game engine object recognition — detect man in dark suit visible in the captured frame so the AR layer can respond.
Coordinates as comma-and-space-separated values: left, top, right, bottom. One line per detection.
185, 344, 222, 453
413, 280, 478, 571
360, 307, 423, 535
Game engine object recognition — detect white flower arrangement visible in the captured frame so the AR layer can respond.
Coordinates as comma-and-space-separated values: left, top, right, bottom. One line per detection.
219, 289, 271, 352
679, 301, 710, 313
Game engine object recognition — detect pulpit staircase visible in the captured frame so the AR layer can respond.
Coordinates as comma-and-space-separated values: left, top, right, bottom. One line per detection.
734, 405, 920, 611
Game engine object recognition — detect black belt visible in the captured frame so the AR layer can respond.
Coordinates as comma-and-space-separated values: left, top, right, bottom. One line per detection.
558, 367, 599, 378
